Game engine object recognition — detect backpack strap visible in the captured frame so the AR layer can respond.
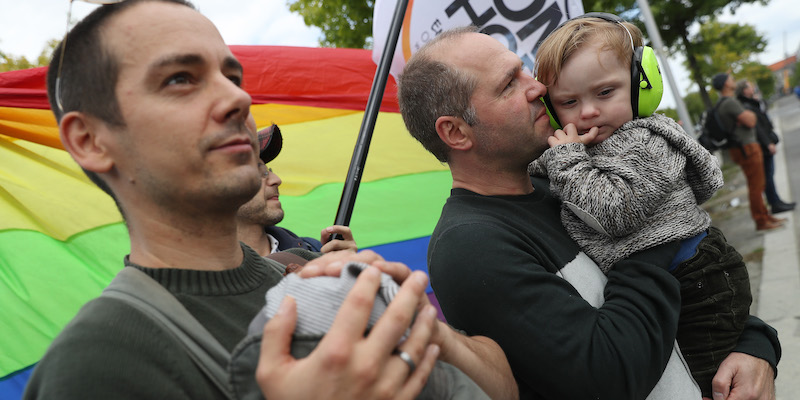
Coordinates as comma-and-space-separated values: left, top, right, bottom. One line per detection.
101, 267, 235, 400
99, 251, 311, 399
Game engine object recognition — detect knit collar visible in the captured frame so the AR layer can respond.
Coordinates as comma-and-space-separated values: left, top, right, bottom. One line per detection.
123, 243, 273, 296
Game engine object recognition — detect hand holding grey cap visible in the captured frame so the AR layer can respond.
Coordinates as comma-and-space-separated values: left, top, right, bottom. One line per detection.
238, 262, 491, 399
251, 262, 401, 339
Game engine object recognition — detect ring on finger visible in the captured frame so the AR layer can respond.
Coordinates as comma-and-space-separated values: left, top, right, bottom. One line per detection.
396, 350, 416, 374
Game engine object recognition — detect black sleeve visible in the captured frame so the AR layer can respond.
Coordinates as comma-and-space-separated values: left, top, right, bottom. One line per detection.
733, 315, 781, 377
754, 111, 776, 146
429, 221, 682, 399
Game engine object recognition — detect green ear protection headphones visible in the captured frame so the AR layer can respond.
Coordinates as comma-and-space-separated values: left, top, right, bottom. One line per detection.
541, 12, 663, 130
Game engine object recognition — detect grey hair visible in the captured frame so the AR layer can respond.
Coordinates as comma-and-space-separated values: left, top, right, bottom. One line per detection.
735, 79, 750, 98
397, 26, 480, 163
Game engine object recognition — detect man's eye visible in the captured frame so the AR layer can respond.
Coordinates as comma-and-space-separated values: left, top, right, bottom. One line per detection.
599, 88, 614, 96
165, 73, 192, 86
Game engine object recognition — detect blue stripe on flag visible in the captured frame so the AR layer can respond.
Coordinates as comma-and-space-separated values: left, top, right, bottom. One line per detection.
1, 365, 33, 400
364, 236, 431, 291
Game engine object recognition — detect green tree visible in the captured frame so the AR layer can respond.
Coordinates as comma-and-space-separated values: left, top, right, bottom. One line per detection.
681, 90, 719, 123
586, 0, 770, 108
1, 52, 36, 72
687, 20, 767, 99
288, 0, 374, 48
1, 39, 57, 72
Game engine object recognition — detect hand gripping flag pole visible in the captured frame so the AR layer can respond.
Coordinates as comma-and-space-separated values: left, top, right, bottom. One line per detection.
331, 0, 410, 237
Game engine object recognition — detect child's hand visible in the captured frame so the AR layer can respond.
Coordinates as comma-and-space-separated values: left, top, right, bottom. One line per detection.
547, 123, 599, 147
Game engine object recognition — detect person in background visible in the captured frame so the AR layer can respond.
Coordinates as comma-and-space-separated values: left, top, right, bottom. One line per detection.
712, 73, 783, 232
735, 80, 795, 215
236, 120, 357, 255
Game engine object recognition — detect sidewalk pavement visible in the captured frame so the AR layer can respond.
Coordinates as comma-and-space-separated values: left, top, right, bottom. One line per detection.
703, 109, 799, 399
758, 110, 799, 400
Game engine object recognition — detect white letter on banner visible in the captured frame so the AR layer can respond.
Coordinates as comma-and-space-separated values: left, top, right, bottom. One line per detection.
372, 0, 584, 78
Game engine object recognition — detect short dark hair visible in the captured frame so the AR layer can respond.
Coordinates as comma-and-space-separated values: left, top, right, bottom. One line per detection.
711, 73, 729, 91
397, 26, 479, 163
46, 0, 196, 207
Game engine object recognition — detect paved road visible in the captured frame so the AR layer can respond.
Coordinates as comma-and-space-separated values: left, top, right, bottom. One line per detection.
703, 94, 800, 399
774, 95, 800, 234
759, 95, 800, 400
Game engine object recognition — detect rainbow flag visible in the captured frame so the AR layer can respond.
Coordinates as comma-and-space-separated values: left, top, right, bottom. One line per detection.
0, 45, 450, 397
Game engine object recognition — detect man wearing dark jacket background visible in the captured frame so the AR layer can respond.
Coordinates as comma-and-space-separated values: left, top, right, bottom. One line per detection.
236, 122, 356, 255
735, 79, 796, 214
712, 72, 784, 231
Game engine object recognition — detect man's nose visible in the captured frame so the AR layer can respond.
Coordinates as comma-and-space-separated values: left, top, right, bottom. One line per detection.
525, 76, 547, 103
267, 170, 282, 186
211, 75, 252, 125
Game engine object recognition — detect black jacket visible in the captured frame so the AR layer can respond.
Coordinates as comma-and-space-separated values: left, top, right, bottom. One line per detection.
264, 226, 322, 252
738, 95, 779, 153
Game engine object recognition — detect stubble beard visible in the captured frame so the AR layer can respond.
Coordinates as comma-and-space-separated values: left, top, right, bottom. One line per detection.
238, 201, 284, 227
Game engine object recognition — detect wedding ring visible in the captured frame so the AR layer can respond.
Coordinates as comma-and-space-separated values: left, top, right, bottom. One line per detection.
396, 350, 416, 374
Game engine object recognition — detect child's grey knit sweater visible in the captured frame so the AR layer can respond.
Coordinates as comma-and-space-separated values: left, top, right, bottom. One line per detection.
529, 113, 723, 272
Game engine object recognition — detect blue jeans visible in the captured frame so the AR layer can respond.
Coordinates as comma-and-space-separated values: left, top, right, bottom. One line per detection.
673, 227, 752, 398
763, 150, 780, 206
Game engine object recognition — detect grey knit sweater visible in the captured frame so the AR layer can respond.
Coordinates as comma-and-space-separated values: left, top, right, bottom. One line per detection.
528, 113, 723, 272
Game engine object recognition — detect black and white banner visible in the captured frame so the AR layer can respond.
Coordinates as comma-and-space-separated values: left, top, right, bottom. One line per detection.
373, 0, 584, 77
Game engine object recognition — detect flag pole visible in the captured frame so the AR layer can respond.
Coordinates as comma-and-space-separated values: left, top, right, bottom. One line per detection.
636, 0, 694, 136
332, 0, 410, 231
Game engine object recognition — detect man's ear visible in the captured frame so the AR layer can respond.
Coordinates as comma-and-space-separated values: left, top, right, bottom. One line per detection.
59, 112, 115, 174
435, 115, 473, 151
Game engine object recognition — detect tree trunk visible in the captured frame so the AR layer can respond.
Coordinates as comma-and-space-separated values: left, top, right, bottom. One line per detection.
681, 32, 713, 109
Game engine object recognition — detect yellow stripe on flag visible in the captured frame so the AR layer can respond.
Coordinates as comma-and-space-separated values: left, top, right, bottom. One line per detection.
268, 110, 447, 196
0, 136, 121, 240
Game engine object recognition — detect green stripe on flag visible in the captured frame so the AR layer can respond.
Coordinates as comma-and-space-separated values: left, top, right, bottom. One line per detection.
0, 223, 129, 375
280, 170, 451, 248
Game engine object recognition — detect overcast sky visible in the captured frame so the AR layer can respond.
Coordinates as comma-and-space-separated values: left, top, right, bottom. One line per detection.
0, 0, 322, 60
1, 0, 798, 111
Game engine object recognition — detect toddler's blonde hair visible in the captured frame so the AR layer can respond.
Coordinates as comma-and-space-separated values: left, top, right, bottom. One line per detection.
535, 17, 643, 88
